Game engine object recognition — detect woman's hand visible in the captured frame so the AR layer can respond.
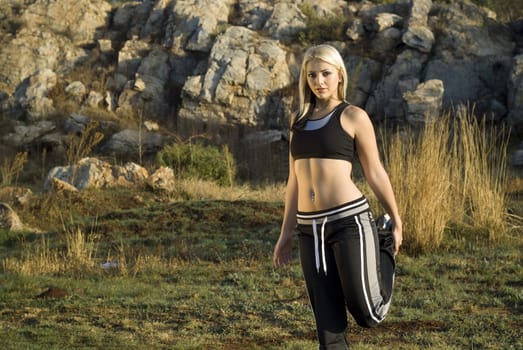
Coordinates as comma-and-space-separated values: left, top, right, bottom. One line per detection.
273, 234, 293, 268
392, 223, 403, 256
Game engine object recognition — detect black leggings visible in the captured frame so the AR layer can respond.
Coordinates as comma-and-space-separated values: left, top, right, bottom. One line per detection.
297, 197, 395, 349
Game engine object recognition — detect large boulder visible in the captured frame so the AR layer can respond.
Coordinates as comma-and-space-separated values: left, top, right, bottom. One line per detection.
178, 26, 293, 137
0, 0, 110, 93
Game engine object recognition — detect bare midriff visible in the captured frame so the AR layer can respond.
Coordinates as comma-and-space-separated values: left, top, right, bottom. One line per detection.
294, 158, 363, 212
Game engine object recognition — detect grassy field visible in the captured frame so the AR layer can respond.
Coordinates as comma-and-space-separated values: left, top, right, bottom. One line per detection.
0, 185, 521, 350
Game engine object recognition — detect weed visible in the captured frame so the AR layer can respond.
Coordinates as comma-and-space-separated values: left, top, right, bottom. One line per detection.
65, 120, 104, 166
157, 140, 237, 186
0, 151, 28, 186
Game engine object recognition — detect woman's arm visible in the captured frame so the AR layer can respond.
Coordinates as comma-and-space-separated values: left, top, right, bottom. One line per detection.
346, 107, 403, 254
273, 134, 299, 268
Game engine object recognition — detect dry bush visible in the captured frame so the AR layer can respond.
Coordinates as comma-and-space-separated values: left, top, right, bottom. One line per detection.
450, 109, 509, 241
65, 120, 104, 166
3, 222, 99, 276
383, 120, 454, 253
0, 151, 28, 186
382, 109, 509, 253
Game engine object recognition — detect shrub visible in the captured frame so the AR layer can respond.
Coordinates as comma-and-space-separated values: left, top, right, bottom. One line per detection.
298, 4, 348, 45
157, 142, 236, 186
381, 108, 509, 254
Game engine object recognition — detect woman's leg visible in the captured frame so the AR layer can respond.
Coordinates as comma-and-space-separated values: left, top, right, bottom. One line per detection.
332, 211, 395, 328
299, 232, 349, 350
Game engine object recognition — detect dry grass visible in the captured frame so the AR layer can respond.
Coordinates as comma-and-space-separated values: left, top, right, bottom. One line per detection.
382, 109, 509, 253
173, 177, 285, 202
2, 235, 62, 275
451, 109, 509, 241
0, 151, 28, 186
383, 120, 453, 253
3, 221, 99, 276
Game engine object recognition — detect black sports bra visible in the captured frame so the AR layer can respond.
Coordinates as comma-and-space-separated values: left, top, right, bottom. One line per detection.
290, 102, 355, 162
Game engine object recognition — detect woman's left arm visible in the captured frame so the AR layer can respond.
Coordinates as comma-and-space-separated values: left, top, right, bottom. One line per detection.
344, 107, 403, 254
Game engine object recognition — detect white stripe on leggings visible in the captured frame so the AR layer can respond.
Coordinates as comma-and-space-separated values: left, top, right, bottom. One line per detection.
355, 215, 384, 324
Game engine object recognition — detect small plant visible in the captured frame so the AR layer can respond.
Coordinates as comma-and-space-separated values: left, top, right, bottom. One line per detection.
157, 141, 237, 186
64, 225, 97, 269
298, 4, 348, 45
0, 151, 28, 186
65, 120, 104, 166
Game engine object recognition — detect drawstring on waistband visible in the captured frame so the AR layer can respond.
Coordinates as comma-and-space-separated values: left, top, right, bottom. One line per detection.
312, 217, 328, 275
298, 197, 370, 276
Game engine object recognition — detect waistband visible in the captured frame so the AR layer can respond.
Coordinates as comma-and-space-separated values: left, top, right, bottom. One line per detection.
296, 196, 369, 225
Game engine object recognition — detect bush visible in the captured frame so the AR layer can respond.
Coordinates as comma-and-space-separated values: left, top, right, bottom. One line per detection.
381, 109, 509, 254
157, 142, 236, 186
298, 4, 348, 45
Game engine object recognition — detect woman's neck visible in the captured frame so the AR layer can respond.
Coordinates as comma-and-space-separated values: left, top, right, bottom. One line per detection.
311, 100, 342, 118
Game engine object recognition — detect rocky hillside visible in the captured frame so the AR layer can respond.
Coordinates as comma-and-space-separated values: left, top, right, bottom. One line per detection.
0, 0, 522, 182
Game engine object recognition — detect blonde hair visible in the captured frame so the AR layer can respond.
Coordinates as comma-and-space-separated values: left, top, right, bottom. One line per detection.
294, 44, 348, 129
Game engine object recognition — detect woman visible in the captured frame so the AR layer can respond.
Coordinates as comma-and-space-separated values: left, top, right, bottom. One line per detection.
273, 44, 403, 349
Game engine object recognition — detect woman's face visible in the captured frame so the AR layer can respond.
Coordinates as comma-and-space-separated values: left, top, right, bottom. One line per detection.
306, 59, 341, 102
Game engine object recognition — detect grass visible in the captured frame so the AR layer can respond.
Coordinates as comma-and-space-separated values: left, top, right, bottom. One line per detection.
0, 107, 520, 349
381, 110, 510, 254
0, 188, 521, 349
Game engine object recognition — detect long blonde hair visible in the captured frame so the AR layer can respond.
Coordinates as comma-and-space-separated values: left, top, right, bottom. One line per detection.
293, 44, 348, 129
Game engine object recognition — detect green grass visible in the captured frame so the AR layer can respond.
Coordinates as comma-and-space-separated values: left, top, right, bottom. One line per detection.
0, 191, 521, 349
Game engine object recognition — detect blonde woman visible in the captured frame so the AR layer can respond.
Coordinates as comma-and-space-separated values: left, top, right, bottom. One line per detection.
273, 44, 403, 349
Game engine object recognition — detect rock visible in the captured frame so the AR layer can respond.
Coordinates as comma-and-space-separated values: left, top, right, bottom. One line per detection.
0, 187, 33, 207
21, 0, 110, 46
346, 18, 366, 41
102, 129, 164, 157
512, 144, 523, 167
372, 13, 403, 32
64, 81, 87, 104
48, 177, 79, 193
44, 157, 150, 191
147, 166, 175, 193
84, 91, 104, 108
403, 79, 444, 125
15, 69, 57, 120
164, 0, 235, 54
0, 202, 24, 232
179, 26, 292, 134
263, 2, 306, 41
112, 162, 149, 187
402, 25, 435, 53
2, 120, 57, 147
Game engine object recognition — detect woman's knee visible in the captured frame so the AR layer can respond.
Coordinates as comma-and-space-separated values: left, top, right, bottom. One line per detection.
355, 316, 380, 328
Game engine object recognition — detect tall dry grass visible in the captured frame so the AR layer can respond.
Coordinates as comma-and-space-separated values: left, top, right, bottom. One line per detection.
0, 151, 28, 186
382, 109, 509, 253
383, 119, 453, 253
3, 223, 99, 275
450, 108, 509, 241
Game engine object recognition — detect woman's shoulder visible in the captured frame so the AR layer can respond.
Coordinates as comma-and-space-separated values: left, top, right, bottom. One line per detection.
340, 103, 370, 122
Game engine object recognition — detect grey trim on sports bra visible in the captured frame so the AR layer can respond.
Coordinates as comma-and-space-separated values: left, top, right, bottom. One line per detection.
303, 111, 335, 131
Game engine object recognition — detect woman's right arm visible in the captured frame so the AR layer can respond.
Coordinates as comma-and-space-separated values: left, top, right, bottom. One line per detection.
273, 134, 299, 268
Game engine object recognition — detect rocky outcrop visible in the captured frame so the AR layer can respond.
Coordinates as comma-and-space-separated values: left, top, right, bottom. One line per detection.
0, 0, 522, 181
178, 26, 292, 137
44, 157, 175, 192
